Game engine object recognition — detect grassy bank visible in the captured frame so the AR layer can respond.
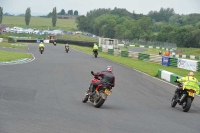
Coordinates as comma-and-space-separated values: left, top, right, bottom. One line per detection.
0, 42, 28, 49
2, 16, 77, 31
71, 45, 200, 79
0, 50, 32, 61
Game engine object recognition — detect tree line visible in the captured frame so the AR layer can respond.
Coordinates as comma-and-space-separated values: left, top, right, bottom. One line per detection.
76, 7, 200, 48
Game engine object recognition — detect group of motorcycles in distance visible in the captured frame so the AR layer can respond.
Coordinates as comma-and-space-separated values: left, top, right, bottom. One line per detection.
38, 41, 69, 54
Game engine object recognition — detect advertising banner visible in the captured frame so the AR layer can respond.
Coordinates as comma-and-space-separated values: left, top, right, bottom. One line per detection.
177, 58, 198, 71
44, 40, 49, 43
162, 56, 170, 66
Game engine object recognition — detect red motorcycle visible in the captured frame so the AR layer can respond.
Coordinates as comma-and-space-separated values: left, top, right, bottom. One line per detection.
82, 71, 112, 108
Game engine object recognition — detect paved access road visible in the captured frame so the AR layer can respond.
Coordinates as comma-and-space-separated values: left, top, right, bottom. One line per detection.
0, 44, 200, 133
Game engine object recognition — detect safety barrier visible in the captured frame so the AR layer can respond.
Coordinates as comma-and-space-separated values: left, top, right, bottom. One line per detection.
173, 54, 200, 60
198, 62, 200, 72
149, 54, 162, 64
108, 49, 114, 55
98, 47, 102, 52
169, 57, 178, 67
138, 53, 150, 61
157, 69, 200, 87
121, 51, 129, 57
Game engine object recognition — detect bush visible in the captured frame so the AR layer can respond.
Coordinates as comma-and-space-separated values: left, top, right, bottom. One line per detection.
8, 37, 16, 43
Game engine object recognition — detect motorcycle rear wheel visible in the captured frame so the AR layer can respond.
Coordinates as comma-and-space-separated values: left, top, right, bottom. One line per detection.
182, 97, 192, 112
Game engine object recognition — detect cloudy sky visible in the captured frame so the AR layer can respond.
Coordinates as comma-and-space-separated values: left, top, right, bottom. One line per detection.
1, 0, 200, 16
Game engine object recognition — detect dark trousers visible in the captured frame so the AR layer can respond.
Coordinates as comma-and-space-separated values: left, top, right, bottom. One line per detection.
90, 81, 102, 92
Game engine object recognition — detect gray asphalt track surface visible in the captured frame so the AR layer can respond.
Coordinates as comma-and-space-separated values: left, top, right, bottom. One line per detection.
0, 44, 200, 133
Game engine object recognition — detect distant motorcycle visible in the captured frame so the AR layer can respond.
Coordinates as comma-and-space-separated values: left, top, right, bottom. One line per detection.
53, 41, 56, 46
171, 77, 195, 112
65, 47, 69, 53
39, 47, 44, 54
82, 71, 112, 108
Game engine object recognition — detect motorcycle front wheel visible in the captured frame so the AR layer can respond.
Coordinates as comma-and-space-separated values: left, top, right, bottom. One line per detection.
171, 94, 177, 107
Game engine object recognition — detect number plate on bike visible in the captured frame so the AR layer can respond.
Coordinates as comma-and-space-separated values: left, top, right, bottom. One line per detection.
105, 89, 111, 96
188, 92, 194, 97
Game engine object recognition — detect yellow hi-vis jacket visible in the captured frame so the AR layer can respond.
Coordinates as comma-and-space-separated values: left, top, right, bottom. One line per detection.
93, 45, 98, 50
177, 76, 200, 94
39, 43, 45, 48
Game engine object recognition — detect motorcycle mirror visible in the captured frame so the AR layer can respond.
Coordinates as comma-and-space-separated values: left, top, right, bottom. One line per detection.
91, 71, 94, 75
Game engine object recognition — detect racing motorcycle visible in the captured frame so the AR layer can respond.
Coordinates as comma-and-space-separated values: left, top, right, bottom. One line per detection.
39, 47, 44, 54
82, 71, 112, 108
93, 50, 98, 58
53, 41, 57, 46
171, 77, 195, 112
65, 47, 69, 53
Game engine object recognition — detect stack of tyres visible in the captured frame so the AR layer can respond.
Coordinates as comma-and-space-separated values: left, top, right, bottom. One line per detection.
138, 53, 150, 61
121, 51, 129, 57
197, 62, 200, 72
169, 57, 178, 67
108, 49, 114, 55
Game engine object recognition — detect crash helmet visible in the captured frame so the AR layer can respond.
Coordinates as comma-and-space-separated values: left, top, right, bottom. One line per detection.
188, 72, 194, 77
107, 66, 113, 72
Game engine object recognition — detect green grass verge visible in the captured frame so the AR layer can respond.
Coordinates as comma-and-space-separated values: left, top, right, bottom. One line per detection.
70, 45, 200, 80
0, 50, 32, 61
0, 42, 28, 49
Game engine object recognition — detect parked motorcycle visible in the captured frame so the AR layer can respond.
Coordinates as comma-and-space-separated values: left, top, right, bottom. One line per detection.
93, 50, 98, 58
39, 47, 44, 54
82, 71, 112, 108
171, 77, 195, 112
65, 47, 69, 53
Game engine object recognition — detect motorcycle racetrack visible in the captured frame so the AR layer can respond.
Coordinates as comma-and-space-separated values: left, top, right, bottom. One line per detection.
0, 43, 200, 133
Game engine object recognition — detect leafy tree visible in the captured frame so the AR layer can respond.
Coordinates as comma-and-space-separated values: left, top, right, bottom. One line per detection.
68, 10, 73, 15
58, 9, 65, 15
148, 7, 175, 22
76, 15, 89, 31
25, 7, 31, 26
74, 10, 78, 15
52, 7, 57, 27
114, 24, 127, 39
0, 7, 3, 24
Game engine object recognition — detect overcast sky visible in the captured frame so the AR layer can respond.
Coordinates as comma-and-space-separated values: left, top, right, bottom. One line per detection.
1, 0, 200, 16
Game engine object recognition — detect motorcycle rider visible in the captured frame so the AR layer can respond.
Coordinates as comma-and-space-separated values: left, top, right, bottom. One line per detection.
65, 43, 69, 50
175, 72, 200, 102
88, 66, 115, 97
38, 41, 45, 51
93, 43, 98, 55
